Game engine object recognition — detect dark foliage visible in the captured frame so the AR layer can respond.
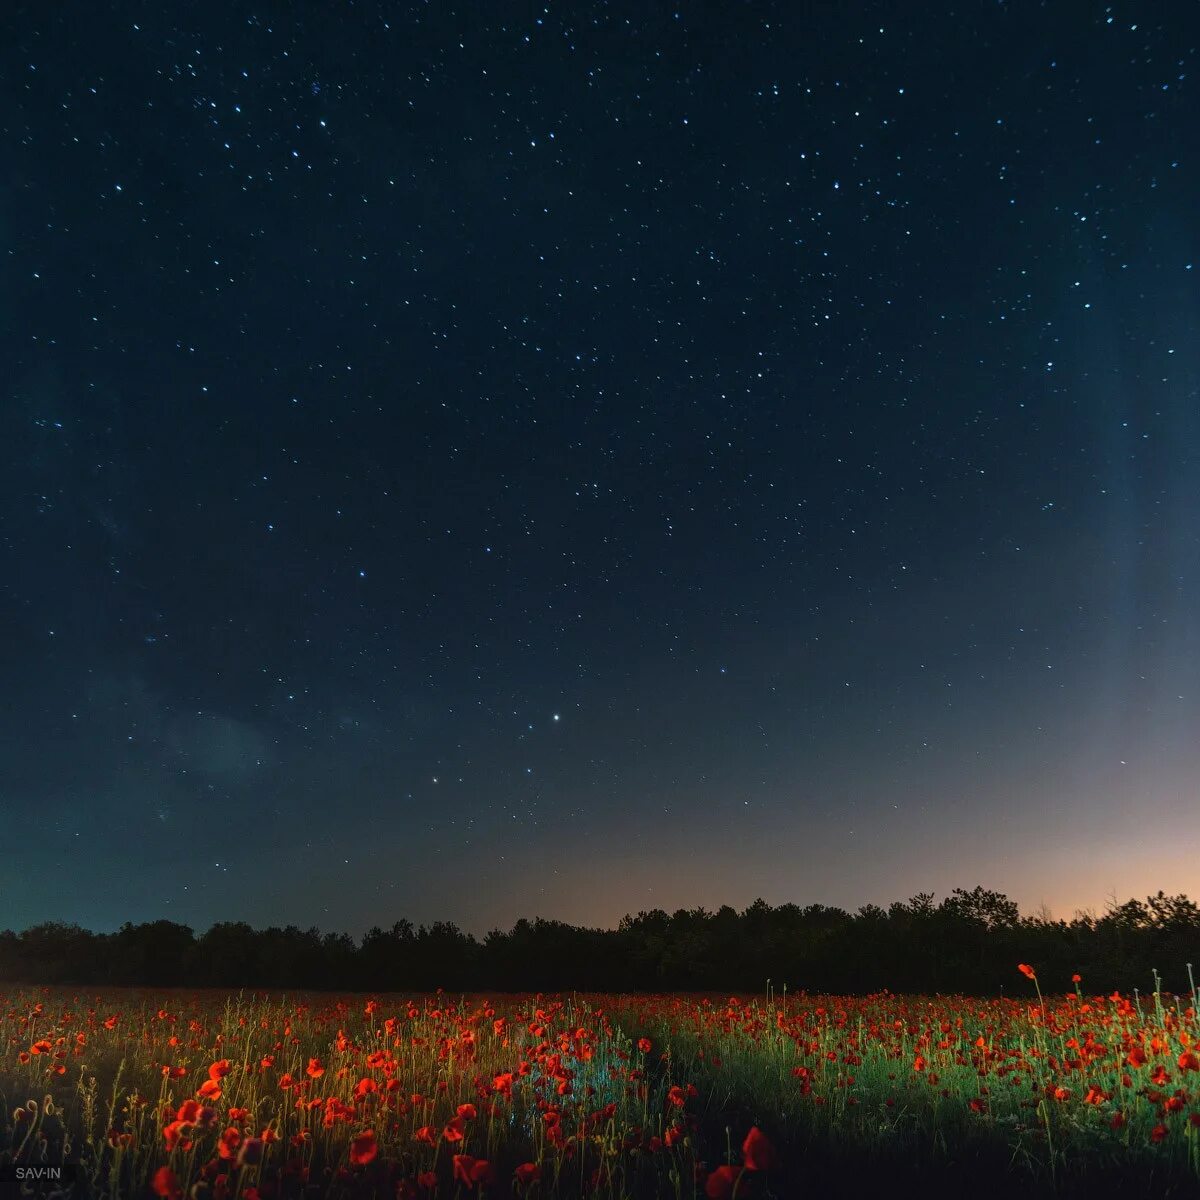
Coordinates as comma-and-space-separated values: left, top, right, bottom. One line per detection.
2, 888, 1197, 994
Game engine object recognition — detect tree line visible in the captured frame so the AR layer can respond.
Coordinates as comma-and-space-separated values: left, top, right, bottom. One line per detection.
2, 888, 1198, 995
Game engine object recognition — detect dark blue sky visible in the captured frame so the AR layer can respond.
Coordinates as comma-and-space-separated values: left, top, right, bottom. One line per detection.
2, 3, 1197, 935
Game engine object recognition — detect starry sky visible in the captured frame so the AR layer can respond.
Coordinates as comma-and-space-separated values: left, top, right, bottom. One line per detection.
3, 4, 1198, 937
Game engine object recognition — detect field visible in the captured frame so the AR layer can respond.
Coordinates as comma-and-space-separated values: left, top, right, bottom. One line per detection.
4, 975, 1200, 1199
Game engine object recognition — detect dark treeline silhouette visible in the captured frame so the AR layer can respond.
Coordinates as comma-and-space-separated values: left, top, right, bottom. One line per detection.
2, 888, 1198, 995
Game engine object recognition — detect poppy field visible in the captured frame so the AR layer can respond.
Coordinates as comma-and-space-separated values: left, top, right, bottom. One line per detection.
4, 973, 1200, 1199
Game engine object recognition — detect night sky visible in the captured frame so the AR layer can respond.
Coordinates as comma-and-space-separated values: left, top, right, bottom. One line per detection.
3, 4, 1197, 937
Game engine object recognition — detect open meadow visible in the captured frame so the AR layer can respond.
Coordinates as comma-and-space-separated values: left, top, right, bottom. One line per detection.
4, 975, 1200, 1199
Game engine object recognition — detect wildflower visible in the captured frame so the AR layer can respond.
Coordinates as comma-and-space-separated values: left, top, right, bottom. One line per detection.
217, 1126, 242, 1160
705, 1165, 745, 1199
163, 1121, 192, 1151
741, 1126, 777, 1171
307, 1057, 325, 1078
151, 1167, 182, 1199
453, 1156, 495, 1187
1018, 964, 1036, 980
514, 1162, 540, 1188
349, 1129, 378, 1165
237, 1137, 265, 1167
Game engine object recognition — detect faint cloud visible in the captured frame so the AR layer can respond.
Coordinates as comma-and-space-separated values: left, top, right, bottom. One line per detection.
165, 712, 271, 776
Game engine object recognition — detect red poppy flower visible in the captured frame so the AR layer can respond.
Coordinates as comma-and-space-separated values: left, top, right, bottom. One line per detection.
741, 1126, 777, 1171
453, 1156, 495, 1187
705, 1165, 744, 1200
217, 1126, 242, 1160
151, 1167, 182, 1199
349, 1129, 378, 1165
163, 1121, 191, 1152
1018, 964, 1036, 980
514, 1162, 540, 1188
237, 1137, 264, 1167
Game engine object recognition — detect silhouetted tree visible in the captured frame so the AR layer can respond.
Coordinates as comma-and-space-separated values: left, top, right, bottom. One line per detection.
2, 889, 1196, 994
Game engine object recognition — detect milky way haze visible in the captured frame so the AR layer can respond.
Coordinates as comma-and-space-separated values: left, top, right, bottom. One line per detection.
2, 4, 1197, 936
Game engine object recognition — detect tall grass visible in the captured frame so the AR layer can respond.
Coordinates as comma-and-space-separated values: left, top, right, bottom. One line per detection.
2, 974, 1199, 1198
